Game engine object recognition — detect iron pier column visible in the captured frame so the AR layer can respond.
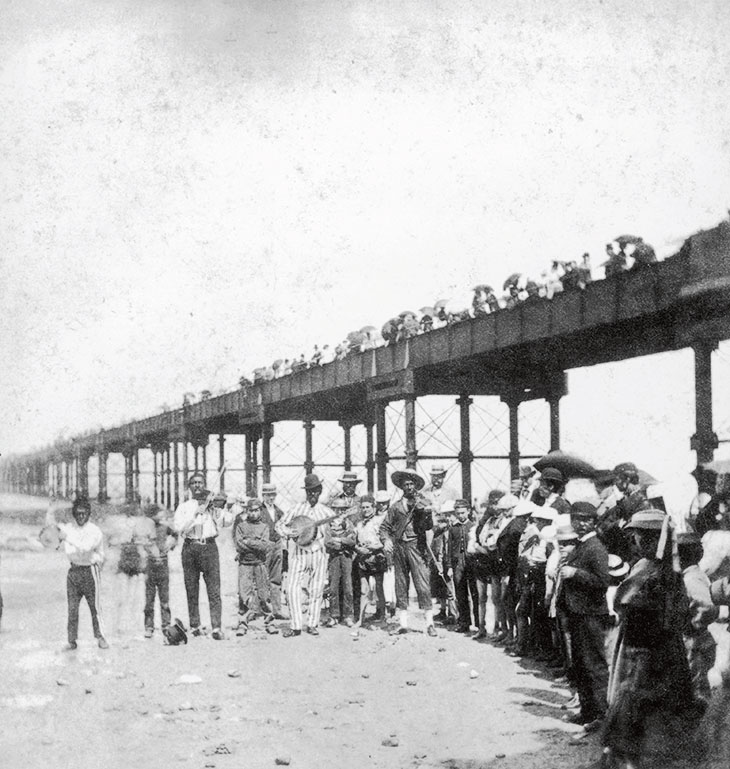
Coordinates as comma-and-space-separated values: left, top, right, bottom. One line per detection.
262, 424, 273, 484
691, 339, 719, 466
457, 395, 473, 504
375, 402, 389, 490
218, 434, 226, 492
304, 419, 315, 475
404, 395, 417, 470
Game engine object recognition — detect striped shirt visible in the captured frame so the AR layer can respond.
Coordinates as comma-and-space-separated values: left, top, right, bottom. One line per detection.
276, 501, 333, 554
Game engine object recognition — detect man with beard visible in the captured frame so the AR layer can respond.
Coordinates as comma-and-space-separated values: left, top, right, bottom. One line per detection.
380, 470, 438, 637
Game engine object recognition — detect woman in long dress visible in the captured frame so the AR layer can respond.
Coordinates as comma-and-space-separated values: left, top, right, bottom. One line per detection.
601, 510, 703, 769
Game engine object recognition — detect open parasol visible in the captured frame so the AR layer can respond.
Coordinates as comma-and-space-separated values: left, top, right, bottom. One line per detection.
502, 273, 523, 290
473, 284, 493, 293
399, 310, 417, 318
534, 450, 597, 479
360, 325, 378, 335
419, 306, 435, 317
613, 234, 643, 248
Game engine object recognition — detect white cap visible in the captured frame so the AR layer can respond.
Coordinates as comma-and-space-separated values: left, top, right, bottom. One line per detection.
496, 493, 520, 511
513, 500, 539, 517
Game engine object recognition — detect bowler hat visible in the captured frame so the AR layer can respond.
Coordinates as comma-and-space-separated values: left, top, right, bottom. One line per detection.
163, 618, 188, 646
302, 473, 324, 490
571, 501, 598, 518
540, 467, 564, 484
391, 470, 426, 491
338, 471, 362, 485
625, 509, 666, 531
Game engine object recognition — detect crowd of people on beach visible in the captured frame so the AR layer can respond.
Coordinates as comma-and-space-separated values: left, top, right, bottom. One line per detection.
223, 235, 655, 389
45, 450, 730, 769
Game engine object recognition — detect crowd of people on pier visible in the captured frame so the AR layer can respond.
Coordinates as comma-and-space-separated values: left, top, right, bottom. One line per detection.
45, 451, 730, 768
228, 235, 656, 388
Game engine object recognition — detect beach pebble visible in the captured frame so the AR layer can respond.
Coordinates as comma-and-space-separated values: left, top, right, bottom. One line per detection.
176, 674, 202, 685
274, 756, 291, 765
469, 669, 479, 679
227, 669, 241, 678
56, 679, 69, 687
178, 702, 194, 711
382, 737, 399, 747
406, 680, 417, 686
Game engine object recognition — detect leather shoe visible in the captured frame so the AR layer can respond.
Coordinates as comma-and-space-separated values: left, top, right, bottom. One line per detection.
563, 712, 587, 725
390, 627, 408, 636
306, 626, 320, 636
282, 628, 301, 638
97, 637, 109, 650
426, 625, 438, 637
63, 642, 78, 651
582, 718, 604, 734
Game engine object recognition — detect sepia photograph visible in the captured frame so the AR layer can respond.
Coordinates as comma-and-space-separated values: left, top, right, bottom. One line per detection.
1, 1, 730, 768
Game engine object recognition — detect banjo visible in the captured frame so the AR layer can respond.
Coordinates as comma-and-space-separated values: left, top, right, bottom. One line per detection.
288, 503, 361, 547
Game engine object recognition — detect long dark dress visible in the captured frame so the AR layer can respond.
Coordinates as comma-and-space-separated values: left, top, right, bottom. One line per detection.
602, 558, 703, 764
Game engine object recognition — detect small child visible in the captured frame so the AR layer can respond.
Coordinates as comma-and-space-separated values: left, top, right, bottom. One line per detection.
354, 495, 387, 623
678, 530, 718, 707
142, 504, 177, 639
233, 498, 278, 635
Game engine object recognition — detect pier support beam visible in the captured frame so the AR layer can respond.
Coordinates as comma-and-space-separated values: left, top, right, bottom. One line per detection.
457, 395, 473, 503
404, 396, 418, 470
262, 424, 273, 484
375, 403, 389, 490
691, 339, 719, 466
365, 420, 375, 493
303, 419, 315, 476
218, 434, 226, 492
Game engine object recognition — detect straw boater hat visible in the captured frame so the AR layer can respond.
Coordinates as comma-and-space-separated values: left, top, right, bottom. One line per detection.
430, 463, 447, 476
624, 509, 666, 530
374, 490, 391, 503
261, 483, 277, 494
608, 554, 629, 578
532, 507, 557, 522
513, 500, 539, 517
496, 493, 520, 511
391, 470, 426, 491
441, 500, 456, 514
338, 471, 362, 485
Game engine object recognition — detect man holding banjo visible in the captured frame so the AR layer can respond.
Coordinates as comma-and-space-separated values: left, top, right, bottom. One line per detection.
276, 473, 337, 637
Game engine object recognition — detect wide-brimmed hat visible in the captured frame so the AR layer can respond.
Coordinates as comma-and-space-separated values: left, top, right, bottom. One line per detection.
513, 500, 539, 517
391, 470, 426, 491
556, 521, 578, 541
519, 465, 536, 479
246, 498, 262, 509
329, 497, 352, 510
430, 463, 447, 476
532, 507, 556, 522
261, 483, 277, 494
539, 524, 557, 541
625, 509, 666, 530
485, 489, 506, 505
608, 554, 629, 578
163, 618, 188, 646
539, 467, 564, 484
613, 461, 638, 477
302, 473, 324, 490
338, 471, 362, 485
374, 490, 391, 504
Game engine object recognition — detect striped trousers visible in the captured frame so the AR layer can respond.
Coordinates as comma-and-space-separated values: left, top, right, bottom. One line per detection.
286, 546, 328, 630
67, 564, 105, 643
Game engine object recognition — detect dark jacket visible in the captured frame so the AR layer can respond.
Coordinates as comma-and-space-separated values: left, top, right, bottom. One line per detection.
496, 515, 529, 576
379, 495, 433, 550
557, 534, 610, 615
233, 516, 273, 566
447, 520, 474, 565
325, 518, 357, 556
260, 502, 284, 543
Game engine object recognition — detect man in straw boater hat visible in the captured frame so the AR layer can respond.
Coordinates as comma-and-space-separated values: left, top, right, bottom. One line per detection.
173, 472, 232, 640
557, 501, 610, 734
328, 470, 364, 620
423, 463, 459, 624
276, 473, 333, 637
259, 482, 287, 619
57, 496, 109, 650
379, 469, 438, 636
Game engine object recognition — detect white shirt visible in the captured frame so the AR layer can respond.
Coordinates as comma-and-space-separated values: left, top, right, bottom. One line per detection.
355, 514, 385, 549
59, 521, 105, 566
174, 498, 232, 540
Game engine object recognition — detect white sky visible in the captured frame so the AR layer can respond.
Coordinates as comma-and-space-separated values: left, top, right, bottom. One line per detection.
2, 0, 730, 511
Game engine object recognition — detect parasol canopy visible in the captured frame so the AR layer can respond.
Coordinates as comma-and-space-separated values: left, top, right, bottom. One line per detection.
272, 359, 283, 370
360, 325, 378, 335
534, 450, 597, 479
473, 284, 494, 293
399, 310, 417, 318
347, 330, 366, 344
419, 306, 435, 317
503, 273, 523, 290
613, 234, 644, 247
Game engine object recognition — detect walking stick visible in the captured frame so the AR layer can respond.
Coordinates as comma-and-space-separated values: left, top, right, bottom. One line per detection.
425, 540, 458, 619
